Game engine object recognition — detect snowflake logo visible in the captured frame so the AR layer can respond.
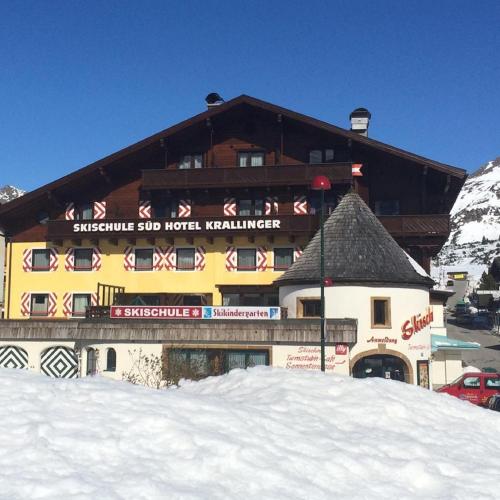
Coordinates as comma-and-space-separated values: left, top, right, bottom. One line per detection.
114, 308, 122, 316
191, 308, 200, 317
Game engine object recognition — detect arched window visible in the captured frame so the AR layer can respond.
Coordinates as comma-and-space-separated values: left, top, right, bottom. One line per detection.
86, 348, 97, 376
106, 348, 116, 372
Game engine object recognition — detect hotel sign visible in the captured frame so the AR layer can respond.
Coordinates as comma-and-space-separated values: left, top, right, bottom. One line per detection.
110, 305, 281, 320
73, 218, 281, 234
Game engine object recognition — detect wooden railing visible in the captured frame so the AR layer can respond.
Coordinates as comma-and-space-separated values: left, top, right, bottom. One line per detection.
142, 163, 353, 189
378, 214, 450, 236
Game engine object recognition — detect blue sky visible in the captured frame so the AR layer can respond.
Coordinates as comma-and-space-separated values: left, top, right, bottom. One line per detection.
1, 0, 499, 191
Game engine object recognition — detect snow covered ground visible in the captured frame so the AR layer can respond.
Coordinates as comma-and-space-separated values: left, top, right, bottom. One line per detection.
1, 367, 499, 499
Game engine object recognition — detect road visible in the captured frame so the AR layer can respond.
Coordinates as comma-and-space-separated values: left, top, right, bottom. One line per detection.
446, 320, 500, 372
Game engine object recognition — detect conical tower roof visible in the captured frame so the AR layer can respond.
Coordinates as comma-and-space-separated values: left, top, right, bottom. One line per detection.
275, 192, 434, 288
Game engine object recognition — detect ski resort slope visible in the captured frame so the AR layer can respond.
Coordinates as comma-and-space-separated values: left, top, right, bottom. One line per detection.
0, 367, 499, 499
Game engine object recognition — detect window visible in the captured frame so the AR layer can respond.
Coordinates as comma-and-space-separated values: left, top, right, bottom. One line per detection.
222, 293, 278, 307
74, 248, 93, 271
176, 248, 195, 270
238, 151, 265, 167
309, 149, 334, 164
485, 378, 500, 389
106, 348, 117, 372
299, 299, 321, 318
153, 198, 178, 218
32, 249, 51, 271
463, 377, 481, 389
179, 154, 203, 169
374, 200, 400, 216
238, 199, 264, 216
135, 249, 153, 271
30, 294, 48, 317
75, 203, 93, 220
168, 349, 269, 379
237, 249, 256, 271
72, 294, 91, 317
274, 248, 294, 270
72, 294, 90, 317
371, 298, 391, 328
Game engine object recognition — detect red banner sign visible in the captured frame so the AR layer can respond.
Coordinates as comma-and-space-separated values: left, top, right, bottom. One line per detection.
401, 307, 433, 340
110, 306, 202, 319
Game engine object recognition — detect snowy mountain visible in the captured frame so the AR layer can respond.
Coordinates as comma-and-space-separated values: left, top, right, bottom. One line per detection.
435, 157, 500, 281
0, 185, 25, 204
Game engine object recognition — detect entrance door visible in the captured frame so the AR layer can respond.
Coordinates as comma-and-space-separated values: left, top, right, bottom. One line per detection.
352, 354, 407, 382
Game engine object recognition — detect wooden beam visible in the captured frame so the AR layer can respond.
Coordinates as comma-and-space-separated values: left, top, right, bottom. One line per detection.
99, 166, 112, 184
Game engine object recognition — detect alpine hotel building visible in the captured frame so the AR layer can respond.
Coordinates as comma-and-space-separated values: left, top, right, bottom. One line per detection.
0, 94, 469, 386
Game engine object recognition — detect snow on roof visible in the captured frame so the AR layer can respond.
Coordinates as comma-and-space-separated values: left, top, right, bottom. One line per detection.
431, 334, 480, 352
1, 367, 499, 498
404, 251, 431, 278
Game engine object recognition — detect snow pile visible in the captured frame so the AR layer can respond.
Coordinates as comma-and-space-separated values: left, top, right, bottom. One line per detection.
1, 368, 499, 499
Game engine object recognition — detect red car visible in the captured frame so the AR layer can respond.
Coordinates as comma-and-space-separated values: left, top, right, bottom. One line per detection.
437, 372, 500, 407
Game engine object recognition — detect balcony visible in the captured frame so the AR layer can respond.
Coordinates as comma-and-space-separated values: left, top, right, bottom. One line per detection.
46, 215, 320, 240
141, 163, 353, 190
379, 214, 450, 238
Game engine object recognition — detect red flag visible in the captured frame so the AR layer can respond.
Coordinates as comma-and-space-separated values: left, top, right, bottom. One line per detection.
352, 163, 363, 177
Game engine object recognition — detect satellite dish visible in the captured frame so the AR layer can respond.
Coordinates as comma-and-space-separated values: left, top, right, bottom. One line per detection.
205, 93, 224, 105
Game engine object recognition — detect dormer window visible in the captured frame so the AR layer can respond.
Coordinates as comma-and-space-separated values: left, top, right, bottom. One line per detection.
309, 149, 334, 164
179, 154, 203, 169
238, 151, 264, 167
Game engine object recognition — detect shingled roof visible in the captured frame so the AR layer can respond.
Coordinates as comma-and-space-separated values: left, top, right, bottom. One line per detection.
275, 192, 434, 288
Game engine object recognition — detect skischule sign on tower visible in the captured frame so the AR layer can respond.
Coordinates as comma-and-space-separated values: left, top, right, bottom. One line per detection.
72, 218, 282, 234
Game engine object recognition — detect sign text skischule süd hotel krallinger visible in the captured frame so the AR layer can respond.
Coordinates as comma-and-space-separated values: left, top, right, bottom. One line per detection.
110, 306, 281, 320
72, 218, 281, 234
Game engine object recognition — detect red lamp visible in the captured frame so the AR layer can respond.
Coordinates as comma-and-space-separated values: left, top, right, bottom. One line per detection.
310, 175, 331, 191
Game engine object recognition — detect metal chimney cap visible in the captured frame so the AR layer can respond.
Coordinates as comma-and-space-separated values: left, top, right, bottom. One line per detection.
349, 107, 371, 120
205, 93, 224, 105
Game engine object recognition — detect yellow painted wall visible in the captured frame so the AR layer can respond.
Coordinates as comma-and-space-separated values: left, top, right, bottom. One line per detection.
7, 236, 307, 319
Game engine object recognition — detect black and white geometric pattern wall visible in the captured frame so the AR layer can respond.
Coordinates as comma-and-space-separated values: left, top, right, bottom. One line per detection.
41, 346, 78, 378
0, 345, 28, 369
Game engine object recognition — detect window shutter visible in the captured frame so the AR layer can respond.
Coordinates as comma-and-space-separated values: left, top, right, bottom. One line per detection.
256, 247, 267, 271
178, 199, 191, 218
93, 201, 106, 219
153, 247, 164, 271
20, 292, 31, 317
65, 203, 75, 220
223, 198, 237, 216
123, 247, 135, 271
225, 247, 237, 271
48, 293, 57, 317
22, 249, 32, 272
195, 246, 206, 271
164, 246, 176, 270
63, 293, 73, 317
293, 195, 308, 215
49, 248, 59, 271
92, 248, 102, 271
265, 196, 278, 215
294, 246, 303, 261
139, 200, 152, 219
91, 293, 98, 306
64, 248, 75, 271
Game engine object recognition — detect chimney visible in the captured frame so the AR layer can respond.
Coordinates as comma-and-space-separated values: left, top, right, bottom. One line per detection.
349, 108, 371, 137
205, 93, 224, 109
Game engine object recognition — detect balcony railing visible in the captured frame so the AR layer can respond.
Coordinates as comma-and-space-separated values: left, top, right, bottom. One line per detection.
141, 163, 353, 190
46, 213, 450, 241
378, 214, 450, 237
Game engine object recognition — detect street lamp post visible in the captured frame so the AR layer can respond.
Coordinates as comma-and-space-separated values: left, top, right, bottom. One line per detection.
311, 175, 332, 372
